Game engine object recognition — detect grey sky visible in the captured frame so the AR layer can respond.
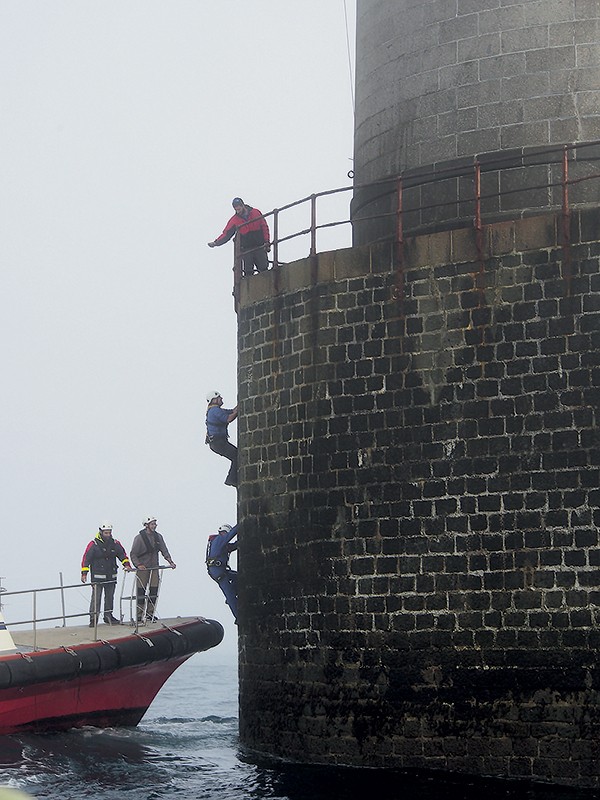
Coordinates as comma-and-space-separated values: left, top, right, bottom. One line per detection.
0, 1, 356, 660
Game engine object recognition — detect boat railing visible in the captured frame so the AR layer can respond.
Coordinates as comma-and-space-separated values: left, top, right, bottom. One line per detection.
2, 567, 174, 650
118, 566, 174, 631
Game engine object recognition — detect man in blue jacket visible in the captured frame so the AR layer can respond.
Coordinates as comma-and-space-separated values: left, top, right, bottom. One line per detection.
206, 523, 238, 620
205, 390, 238, 487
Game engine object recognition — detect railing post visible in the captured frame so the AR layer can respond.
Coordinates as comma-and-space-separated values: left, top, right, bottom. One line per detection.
310, 194, 317, 256
233, 236, 242, 312
396, 176, 403, 247
473, 159, 482, 233
272, 208, 279, 270
562, 144, 570, 236
92, 583, 98, 636
473, 159, 485, 298
32, 590, 37, 651
562, 144, 572, 293
59, 571, 66, 627
393, 176, 404, 304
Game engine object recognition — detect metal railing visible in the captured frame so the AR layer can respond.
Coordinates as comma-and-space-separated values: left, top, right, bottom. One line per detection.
2, 567, 173, 650
232, 139, 600, 309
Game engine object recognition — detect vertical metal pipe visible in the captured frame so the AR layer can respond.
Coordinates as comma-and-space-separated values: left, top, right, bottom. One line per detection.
92, 583, 98, 637
310, 194, 317, 256
393, 176, 404, 304
562, 145, 572, 293
233, 236, 242, 312
474, 160, 482, 232
473, 160, 485, 297
32, 590, 37, 651
396, 176, 403, 246
272, 208, 279, 271
562, 145, 570, 231
59, 571, 66, 627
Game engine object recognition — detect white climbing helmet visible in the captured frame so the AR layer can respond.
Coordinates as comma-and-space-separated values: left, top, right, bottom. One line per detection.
206, 390, 221, 403
144, 516, 157, 526
99, 521, 113, 531
218, 523, 232, 534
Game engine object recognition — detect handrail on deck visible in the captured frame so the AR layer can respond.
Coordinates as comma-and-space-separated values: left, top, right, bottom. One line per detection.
232, 138, 600, 310
3, 567, 173, 649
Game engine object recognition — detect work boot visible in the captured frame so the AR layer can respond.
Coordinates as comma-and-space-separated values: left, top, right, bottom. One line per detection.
103, 614, 121, 625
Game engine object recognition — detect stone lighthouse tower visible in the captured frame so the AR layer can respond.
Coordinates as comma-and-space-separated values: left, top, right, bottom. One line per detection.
237, 0, 600, 788
352, 0, 600, 242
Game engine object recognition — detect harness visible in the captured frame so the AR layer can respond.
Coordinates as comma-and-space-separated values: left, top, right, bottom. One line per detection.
139, 530, 157, 556
205, 402, 229, 445
206, 559, 233, 583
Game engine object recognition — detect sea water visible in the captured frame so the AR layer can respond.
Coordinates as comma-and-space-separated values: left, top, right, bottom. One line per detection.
0, 660, 591, 800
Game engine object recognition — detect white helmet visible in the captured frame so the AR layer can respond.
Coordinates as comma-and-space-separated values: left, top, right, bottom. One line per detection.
144, 516, 157, 526
218, 523, 232, 533
99, 521, 113, 531
206, 390, 221, 403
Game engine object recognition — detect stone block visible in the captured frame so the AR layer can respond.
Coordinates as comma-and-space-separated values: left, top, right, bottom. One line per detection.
479, 7, 526, 36
405, 230, 453, 269
526, 45, 576, 72
502, 25, 549, 54
514, 215, 557, 251
480, 52, 527, 82
458, 128, 502, 159
437, 12, 479, 44
334, 247, 372, 280
451, 227, 479, 264
238, 269, 275, 308
458, 32, 501, 62
487, 220, 515, 255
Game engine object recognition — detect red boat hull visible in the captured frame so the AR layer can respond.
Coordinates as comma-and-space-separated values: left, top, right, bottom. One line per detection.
0, 656, 188, 734
0, 617, 224, 735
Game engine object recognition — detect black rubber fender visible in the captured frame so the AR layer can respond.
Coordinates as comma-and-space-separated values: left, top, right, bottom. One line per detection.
0, 618, 224, 689
0, 659, 16, 690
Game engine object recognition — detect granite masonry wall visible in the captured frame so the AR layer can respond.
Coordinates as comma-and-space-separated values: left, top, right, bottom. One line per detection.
236, 207, 600, 788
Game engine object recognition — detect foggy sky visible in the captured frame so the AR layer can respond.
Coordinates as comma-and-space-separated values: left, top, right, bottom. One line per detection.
0, 1, 356, 661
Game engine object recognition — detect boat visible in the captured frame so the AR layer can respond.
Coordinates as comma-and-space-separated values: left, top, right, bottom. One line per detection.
0, 572, 224, 735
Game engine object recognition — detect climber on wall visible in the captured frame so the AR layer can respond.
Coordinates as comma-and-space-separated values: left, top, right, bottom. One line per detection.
205, 390, 238, 487
206, 523, 238, 620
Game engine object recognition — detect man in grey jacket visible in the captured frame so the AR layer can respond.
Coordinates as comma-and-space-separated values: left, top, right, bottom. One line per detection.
130, 516, 176, 622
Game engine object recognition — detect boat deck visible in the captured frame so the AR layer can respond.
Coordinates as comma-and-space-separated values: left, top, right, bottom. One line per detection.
11, 616, 203, 651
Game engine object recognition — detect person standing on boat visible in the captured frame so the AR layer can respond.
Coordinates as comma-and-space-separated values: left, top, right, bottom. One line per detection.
205, 390, 238, 487
130, 516, 176, 623
81, 522, 132, 627
206, 523, 238, 620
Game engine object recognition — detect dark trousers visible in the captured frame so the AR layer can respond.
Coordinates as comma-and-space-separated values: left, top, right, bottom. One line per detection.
209, 437, 238, 486
208, 568, 238, 619
89, 580, 116, 620
241, 246, 268, 277
136, 568, 160, 620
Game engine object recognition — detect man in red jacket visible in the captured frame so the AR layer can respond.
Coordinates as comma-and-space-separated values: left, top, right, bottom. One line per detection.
208, 197, 270, 277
